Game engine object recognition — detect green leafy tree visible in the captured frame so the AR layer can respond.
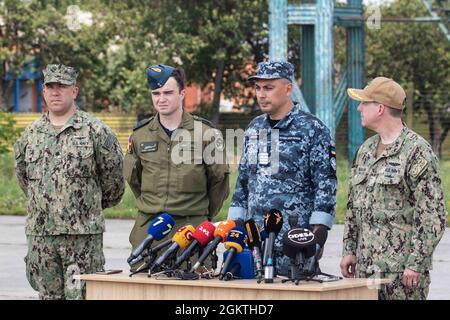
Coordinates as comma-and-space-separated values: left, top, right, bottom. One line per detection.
365, 0, 450, 157
0, 112, 20, 154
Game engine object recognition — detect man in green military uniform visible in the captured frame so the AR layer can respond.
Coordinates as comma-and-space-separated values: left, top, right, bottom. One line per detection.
124, 64, 229, 260
14, 64, 125, 299
340, 77, 447, 299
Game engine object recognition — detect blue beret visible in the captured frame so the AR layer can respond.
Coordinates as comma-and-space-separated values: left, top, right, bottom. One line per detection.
146, 64, 175, 90
248, 60, 294, 82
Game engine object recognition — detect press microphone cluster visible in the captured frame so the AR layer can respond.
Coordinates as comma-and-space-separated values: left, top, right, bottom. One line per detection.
190, 220, 236, 272
149, 225, 195, 273
172, 220, 216, 270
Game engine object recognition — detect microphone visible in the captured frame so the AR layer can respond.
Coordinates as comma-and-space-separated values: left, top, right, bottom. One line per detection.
222, 249, 255, 280
282, 228, 317, 261
128, 238, 172, 268
288, 214, 300, 228
223, 262, 241, 281
233, 218, 245, 228
244, 219, 263, 280
173, 220, 216, 269
219, 227, 247, 280
127, 213, 175, 264
190, 220, 236, 272
304, 226, 328, 274
262, 209, 283, 283
150, 225, 195, 272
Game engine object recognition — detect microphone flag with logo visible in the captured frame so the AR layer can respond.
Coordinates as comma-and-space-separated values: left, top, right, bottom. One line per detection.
219, 227, 247, 280
190, 220, 236, 272
127, 213, 175, 263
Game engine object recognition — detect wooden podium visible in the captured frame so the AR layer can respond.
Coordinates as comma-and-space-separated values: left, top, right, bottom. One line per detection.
76, 273, 390, 300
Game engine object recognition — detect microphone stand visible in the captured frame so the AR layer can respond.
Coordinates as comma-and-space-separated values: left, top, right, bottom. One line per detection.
129, 247, 159, 277
282, 253, 324, 285
210, 249, 218, 271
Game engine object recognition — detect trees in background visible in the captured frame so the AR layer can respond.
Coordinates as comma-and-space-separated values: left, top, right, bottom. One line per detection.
1, 0, 448, 155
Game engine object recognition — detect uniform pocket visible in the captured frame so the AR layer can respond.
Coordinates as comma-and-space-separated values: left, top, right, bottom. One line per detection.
65, 146, 95, 178
375, 175, 404, 210
25, 148, 43, 180
24, 237, 39, 292
140, 153, 160, 192
350, 170, 368, 208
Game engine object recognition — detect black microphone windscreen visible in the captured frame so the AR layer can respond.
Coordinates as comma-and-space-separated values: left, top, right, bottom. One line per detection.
282, 228, 317, 259
314, 226, 328, 248
244, 219, 262, 249
263, 209, 283, 234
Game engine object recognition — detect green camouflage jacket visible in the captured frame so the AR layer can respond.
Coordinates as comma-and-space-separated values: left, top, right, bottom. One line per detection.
14, 110, 125, 235
343, 126, 447, 272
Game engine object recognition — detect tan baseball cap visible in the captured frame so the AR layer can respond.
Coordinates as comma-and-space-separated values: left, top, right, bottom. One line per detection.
347, 76, 406, 110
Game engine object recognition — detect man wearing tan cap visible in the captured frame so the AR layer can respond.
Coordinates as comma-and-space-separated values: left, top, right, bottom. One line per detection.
340, 77, 447, 300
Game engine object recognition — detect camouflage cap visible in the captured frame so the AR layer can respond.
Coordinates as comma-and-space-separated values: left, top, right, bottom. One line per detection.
146, 64, 175, 90
43, 64, 78, 85
248, 60, 294, 82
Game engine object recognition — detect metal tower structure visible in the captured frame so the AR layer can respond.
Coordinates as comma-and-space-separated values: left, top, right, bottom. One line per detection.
269, 0, 365, 161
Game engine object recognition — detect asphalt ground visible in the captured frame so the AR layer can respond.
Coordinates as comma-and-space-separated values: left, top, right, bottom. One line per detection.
0, 215, 448, 300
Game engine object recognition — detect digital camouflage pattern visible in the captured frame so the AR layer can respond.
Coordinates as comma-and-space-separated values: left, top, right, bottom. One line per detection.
123, 111, 229, 250
248, 60, 294, 81
43, 64, 78, 85
228, 103, 337, 275
14, 110, 125, 235
25, 234, 104, 300
343, 126, 447, 299
357, 270, 431, 300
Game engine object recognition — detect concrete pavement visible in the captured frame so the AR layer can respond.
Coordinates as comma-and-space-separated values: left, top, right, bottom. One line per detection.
0, 215, 448, 300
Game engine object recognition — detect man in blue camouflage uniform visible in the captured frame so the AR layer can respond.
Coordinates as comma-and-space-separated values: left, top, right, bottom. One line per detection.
227, 61, 337, 275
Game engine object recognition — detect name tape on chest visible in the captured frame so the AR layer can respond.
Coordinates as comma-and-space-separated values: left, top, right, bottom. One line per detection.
72, 136, 92, 147
140, 141, 158, 153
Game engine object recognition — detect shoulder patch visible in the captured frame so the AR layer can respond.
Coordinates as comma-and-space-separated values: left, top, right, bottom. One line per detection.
102, 133, 116, 151
330, 145, 337, 172
133, 117, 154, 131
127, 135, 134, 154
409, 155, 428, 179
193, 115, 216, 128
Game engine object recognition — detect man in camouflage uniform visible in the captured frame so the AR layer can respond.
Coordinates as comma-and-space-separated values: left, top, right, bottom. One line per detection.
227, 61, 337, 275
340, 77, 447, 300
14, 64, 125, 299
123, 64, 229, 261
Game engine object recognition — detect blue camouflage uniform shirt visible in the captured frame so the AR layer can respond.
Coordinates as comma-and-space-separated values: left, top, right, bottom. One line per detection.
228, 103, 337, 273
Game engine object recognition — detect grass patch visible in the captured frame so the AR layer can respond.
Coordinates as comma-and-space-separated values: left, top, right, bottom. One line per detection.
1, 152, 448, 226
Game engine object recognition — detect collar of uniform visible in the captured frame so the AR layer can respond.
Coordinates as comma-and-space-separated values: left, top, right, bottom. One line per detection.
36, 113, 55, 135
379, 125, 408, 158
62, 108, 84, 130
179, 110, 194, 130
367, 125, 408, 161
148, 114, 160, 131
149, 110, 194, 131
36, 109, 82, 134
266, 103, 298, 129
